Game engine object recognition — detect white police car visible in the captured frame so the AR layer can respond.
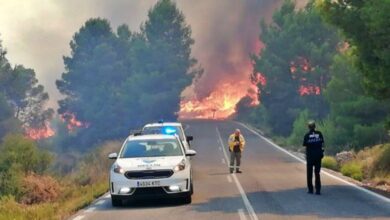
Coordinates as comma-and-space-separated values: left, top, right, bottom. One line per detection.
142, 122, 193, 151
108, 134, 196, 206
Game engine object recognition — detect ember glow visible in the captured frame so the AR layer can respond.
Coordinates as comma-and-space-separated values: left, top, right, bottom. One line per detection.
290, 57, 321, 96
179, 61, 262, 119
25, 123, 55, 140
299, 85, 321, 96
60, 112, 88, 132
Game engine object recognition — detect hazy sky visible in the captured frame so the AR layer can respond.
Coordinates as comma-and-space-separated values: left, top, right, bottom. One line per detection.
0, 0, 158, 107
0, 0, 305, 109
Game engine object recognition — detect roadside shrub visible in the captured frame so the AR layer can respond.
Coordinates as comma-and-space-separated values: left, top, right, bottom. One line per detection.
0, 134, 53, 175
317, 119, 347, 155
373, 144, 390, 176
20, 173, 61, 204
0, 195, 57, 220
322, 156, 338, 170
72, 140, 121, 185
355, 145, 383, 178
0, 134, 53, 200
336, 151, 355, 166
341, 161, 363, 181
0, 165, 24, 199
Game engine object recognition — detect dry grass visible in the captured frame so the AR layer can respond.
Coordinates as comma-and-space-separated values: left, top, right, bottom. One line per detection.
20, 174, 61, 205
0, 140, 120, 220
339, 144, 390, 185
0, 180, 107, 220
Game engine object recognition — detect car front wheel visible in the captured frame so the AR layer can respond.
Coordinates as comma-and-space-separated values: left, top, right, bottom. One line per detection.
111, 195, 122, 207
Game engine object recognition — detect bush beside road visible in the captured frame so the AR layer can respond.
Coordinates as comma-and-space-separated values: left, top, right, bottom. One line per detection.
0, 137, 120, 219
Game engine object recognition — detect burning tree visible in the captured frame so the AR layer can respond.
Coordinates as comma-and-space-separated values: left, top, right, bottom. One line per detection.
250, 0, 340, 136
0, 41, 54, 140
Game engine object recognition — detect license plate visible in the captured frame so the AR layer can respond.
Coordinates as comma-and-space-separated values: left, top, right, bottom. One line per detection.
137, 180, 161, 187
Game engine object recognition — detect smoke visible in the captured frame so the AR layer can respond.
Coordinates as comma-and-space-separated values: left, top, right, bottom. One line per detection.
177, 0, 283, 100
0, 0, 306, 110
0, 0, 158, 108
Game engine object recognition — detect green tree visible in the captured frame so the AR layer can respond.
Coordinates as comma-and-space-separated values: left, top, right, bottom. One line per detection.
56, 18, 129, 149
124, 0, 198, 124
0, 94, 20, 138
56, 1, 198, 149
318, 0, 390, 100
0, 41, 18, 138
287, 109, 310, 149
1, 65, 54, 129
0, 39, 53, 134
324, 52, 389, 150
252, 0, 339, 136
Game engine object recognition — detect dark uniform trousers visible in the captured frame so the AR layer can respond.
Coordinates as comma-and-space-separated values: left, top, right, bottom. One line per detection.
307, 157, 321, 193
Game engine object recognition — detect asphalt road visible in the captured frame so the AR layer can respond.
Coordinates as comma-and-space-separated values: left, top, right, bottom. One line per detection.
71, 120, 390, 220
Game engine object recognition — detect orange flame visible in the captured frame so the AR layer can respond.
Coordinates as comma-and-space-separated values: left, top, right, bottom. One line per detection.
25, 122, 55, 140
179, 71, 262, 119
299, 85, 321, 96
60, 112, 88, 132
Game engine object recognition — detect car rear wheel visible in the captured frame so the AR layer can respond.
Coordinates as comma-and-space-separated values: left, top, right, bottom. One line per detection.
111, 195, 122, 207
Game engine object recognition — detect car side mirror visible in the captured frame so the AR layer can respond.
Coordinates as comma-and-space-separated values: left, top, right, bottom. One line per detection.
186, 135, 194, 142
185, 149, 196, 157
108, 152, 118, 159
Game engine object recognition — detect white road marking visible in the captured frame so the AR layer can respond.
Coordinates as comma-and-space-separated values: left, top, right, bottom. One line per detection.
222, 158, 226, 164
237, 122, 390, 204
219, 146, 222, 151
227, 175, 233, 183
73, 216, 84, 220
238, 209, 248, 220
216, 127, 259, 220
95, 200, 105, 205
85, 207, 96, 213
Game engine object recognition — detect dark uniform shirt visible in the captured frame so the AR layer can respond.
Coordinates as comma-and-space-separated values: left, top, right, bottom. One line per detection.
303, 130, 324, 161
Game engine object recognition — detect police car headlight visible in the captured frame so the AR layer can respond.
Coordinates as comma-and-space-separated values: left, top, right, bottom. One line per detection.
174, 160, 186, 172
113, 163, 125, 174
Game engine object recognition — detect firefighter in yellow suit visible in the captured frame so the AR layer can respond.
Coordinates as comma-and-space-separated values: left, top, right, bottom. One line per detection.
228, 129, 246, 173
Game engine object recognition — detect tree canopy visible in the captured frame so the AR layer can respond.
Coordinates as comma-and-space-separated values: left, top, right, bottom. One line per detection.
251, 0, 340, 136
238, 0, 389, 153
318, 0, 390, 100
0, 39, 53, 139
56, 0, 198, 149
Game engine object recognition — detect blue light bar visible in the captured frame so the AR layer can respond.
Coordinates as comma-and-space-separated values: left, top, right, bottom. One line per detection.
164, 127, 177, 135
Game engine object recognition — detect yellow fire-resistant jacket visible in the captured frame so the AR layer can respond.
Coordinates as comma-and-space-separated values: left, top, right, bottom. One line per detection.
228, 134, 246, 152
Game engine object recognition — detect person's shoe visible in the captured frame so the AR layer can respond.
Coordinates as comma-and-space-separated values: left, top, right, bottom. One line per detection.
236, 170, 242, 174
315, 191, 321, 195
307, 190, 313, 194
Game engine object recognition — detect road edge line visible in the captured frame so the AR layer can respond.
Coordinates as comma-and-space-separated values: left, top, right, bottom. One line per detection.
237, 121, 390, 203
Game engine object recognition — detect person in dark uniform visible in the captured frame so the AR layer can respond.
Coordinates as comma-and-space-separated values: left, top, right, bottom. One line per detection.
303, 120, 324, 195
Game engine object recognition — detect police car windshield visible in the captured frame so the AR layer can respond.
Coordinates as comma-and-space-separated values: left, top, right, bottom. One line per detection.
142, 126, 184, 140
120, 139, 183, 158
